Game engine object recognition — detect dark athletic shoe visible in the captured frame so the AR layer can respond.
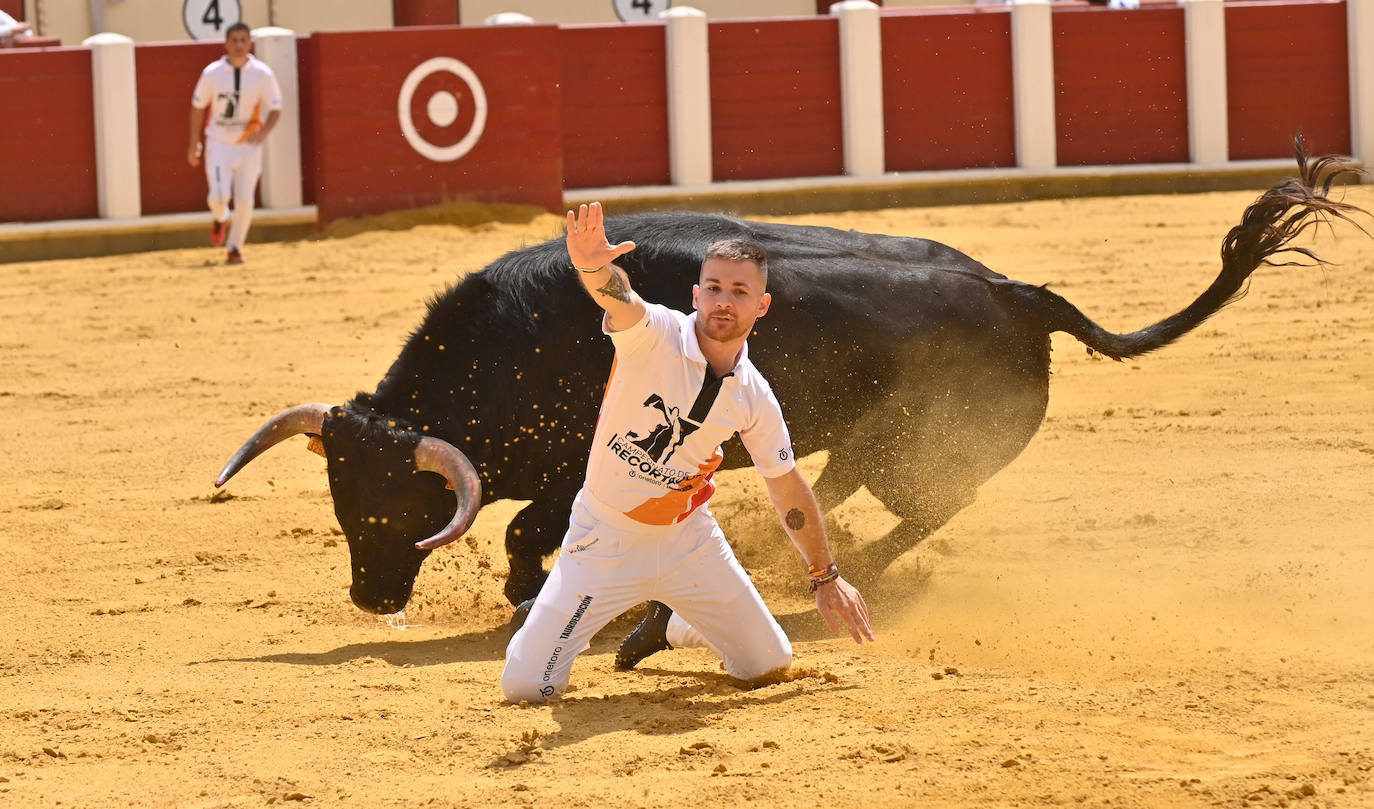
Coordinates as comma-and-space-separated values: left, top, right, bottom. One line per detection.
506, 598, 536, 644
209, 218, 227, 247
614, 601, 673, 670
226, 247, 244, 265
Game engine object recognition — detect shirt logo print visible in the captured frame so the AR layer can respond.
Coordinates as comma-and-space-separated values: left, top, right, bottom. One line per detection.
625, 393, 699, 464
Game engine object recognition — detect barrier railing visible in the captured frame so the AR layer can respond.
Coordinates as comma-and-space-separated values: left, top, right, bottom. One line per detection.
0, 0, 1368, 229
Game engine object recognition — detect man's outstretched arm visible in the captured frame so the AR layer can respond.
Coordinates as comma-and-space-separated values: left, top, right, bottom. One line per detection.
566, 202, 644, 332
763, 467, 875, 644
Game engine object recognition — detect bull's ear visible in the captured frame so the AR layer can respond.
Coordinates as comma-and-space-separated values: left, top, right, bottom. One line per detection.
306, 434, 326, 458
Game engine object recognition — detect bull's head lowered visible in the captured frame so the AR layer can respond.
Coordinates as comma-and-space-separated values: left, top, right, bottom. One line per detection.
214, 403, 481, 614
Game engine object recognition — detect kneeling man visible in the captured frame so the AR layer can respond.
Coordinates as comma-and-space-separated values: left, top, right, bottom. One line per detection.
502, 203, 873, 702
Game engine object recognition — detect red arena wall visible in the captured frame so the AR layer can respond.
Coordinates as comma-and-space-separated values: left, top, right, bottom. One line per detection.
881, 8, 1016, 172
393, 0, 460, 27
0, 48, 98, 223
0, 1, 1366, 231
559, 23, 670, 189
297, 35, 318, 206
1225, 0, 1350, 160
709, 17, 844, 181
1053, 5, 1189, 167
310, 26, 565, 224
135, 42, 228, 216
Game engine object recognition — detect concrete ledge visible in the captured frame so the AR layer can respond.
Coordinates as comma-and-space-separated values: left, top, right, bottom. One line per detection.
0, 207, 318, 264
564, 160, 1317, 217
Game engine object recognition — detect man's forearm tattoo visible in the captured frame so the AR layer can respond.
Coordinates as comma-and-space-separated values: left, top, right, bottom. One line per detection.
596, 268, 632, 303
785, 508, 806, 531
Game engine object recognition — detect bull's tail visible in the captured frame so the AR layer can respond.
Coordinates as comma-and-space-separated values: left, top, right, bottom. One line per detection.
1021, 136, 1369, 361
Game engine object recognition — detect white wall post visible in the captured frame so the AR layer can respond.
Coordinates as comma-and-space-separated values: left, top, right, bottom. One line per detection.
1010, 0, 1056, 170
662, 6, 713, 186
252, 27, 304, 209
1181, 0, 1229, 164
82, 33, 141, 219
1349, 0, 1374, 181
831, 0, 885, 177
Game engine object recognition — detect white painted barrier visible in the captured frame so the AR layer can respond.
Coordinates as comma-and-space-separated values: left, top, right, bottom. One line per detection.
1010, 0, 1056, 170
832, 0, 885, 177
663, 6, 713, 186
83, 32, 142, 219
1350, 0, 1374, 181
252, 27, 303, 209
1182, 0, 1229, 164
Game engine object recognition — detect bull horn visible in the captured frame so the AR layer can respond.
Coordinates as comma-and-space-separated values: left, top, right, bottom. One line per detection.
214, 403, 332, 487
412, 436, 482, 550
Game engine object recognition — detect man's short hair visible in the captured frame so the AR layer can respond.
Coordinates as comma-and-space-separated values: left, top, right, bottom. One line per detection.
225, 22, 251, 38
704, 239, 768, 286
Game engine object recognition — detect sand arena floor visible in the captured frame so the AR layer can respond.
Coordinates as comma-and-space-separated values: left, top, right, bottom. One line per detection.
2, 183, 1372, 809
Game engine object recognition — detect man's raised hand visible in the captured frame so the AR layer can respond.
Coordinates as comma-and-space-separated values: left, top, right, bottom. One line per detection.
567, 202, 636, 271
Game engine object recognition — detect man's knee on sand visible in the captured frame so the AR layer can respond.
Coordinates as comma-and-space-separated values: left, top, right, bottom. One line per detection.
501, 667, 563, 704
731, 638, 793, 684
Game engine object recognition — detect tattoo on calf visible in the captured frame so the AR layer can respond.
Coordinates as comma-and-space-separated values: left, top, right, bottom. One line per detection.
596, 268, 632, 303
785, 508, 806, 531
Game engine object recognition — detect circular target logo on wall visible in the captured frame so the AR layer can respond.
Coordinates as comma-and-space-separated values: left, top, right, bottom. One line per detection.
614, 0, 672, 22
183, 0, 242, 41
397, 58, 489, 163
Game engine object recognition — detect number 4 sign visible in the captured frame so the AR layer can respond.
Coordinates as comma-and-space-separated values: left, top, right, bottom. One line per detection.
184, 0, 243, 41
614, 0, 672, 22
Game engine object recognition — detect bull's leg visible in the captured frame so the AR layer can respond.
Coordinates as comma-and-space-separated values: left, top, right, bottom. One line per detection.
809, 451, 865, 551
503, 490, 576, 605
811, 453, 862, 511
843, 483, 978, 587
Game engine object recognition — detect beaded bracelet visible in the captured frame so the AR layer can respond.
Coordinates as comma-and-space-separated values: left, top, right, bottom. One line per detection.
808, 562, 841, 592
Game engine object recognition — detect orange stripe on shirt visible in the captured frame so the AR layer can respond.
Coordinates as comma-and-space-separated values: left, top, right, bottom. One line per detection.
237, 101, 263, 143
623, 448, 724, 526
592, 357, 618, 436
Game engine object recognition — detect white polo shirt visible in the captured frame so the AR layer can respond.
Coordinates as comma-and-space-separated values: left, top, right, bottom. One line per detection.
584, 302, 796, 527
191, 54, 282, 146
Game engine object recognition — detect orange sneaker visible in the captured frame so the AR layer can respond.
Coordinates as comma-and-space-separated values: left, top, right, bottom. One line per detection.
210, 218, 227, 247
226, 247, 244, 265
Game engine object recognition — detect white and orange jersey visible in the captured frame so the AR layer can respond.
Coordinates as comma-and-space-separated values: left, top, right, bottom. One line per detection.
191, 54, 282, 146
582, 302, 796, 527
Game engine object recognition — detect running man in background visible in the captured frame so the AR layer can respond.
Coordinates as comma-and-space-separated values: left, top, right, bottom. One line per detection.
186, 21, 282, 265
501, 202, 874, 703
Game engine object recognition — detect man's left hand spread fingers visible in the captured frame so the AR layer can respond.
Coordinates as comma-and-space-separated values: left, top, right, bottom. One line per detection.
566, 201, 635, 269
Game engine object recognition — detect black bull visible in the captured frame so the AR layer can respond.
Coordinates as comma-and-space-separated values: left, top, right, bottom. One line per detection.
217, 147, 1366, 615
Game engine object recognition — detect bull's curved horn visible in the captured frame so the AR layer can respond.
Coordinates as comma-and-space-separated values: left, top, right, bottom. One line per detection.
412, 436, 482, 550
214, 403, 331, 487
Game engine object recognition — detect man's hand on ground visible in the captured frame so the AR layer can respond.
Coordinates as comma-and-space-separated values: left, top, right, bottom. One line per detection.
815, 577, 875, 644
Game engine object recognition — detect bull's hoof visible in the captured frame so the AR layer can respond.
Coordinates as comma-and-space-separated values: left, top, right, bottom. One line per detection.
614, 601, 673, 671
506, 598, 536, 644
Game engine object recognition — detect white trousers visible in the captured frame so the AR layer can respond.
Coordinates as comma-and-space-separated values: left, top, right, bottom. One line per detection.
502, 490, 791, 703
204, 139, 262, 251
